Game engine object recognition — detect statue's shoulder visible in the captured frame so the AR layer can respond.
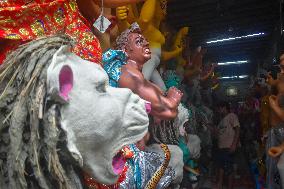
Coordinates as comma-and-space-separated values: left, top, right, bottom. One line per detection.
121, 65, 144, 83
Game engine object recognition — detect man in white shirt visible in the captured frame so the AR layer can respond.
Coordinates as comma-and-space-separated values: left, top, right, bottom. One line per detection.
215, 101, 240, 189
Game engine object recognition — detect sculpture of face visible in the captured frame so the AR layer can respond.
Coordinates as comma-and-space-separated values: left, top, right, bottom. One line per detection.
125, 33, 151, 64
47, 46, 149, 185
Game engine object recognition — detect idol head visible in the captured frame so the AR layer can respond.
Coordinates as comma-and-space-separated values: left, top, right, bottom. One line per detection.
115, 23, 151, 65
47, 46, 149, 185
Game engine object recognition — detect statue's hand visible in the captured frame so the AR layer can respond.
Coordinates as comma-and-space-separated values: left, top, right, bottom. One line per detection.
268, 146, 283, 158
116, 6, 129, 21
167, 87, 183, 107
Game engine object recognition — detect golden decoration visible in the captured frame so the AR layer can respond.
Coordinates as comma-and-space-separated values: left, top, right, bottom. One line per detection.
44, 14, 56, 32
87, 45, 95, 52
6, 7, 16, 11
66, 22, 77, 35
19, 28, 29, 36
31, 20, 45, 36
32, 5, 41, 12
5, 33, 21, 39
81, 31, 95, 44
0, 18, 14, 25
69, 0, 77, 12
1, 28, 12, 32
53, 8, 65, 25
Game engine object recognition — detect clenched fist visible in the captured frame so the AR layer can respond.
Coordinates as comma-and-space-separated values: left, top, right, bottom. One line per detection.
116, 6, 129, 21
167, 87, 183, 106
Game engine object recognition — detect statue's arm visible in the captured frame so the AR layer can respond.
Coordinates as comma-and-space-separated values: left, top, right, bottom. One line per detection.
138, 0, 156, 30
119, 69, 182, 120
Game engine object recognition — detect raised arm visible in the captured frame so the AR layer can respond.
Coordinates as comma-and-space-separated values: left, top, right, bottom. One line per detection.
173, 27, 189, 49
116, 6, 131, 32
161, 48, 183, 61
119, 68, 182, 120
138, 0, 156, 30
161, 27, 188, 62
77, 0, 101, 22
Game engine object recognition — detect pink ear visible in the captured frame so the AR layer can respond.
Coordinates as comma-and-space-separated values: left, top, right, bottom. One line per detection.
59, 65, 73, 101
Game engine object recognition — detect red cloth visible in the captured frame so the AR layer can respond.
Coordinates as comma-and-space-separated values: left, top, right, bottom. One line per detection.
0, 0, 102, 64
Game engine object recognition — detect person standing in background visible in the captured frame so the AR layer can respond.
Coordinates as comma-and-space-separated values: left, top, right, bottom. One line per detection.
215, 101, 240, 189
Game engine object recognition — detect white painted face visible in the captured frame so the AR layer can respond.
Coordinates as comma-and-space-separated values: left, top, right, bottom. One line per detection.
46, 46, 149, 185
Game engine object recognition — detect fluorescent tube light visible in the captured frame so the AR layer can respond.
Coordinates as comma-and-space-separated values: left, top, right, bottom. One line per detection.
218, 60, 248, 65
207, 33, 265, 44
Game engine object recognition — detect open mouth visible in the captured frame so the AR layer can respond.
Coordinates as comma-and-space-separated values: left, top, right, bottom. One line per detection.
144, 48, 151, 55
112, 146, 133, 175
112, 151, 126, 175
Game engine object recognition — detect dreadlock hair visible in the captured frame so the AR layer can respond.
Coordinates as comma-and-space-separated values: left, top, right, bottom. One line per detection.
0, 35, 84, 189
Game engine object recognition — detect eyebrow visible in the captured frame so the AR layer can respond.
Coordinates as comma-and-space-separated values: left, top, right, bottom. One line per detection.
135, 37, 144, 42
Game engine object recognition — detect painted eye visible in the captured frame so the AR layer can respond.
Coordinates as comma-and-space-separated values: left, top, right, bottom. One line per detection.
135, 38, 143, 46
